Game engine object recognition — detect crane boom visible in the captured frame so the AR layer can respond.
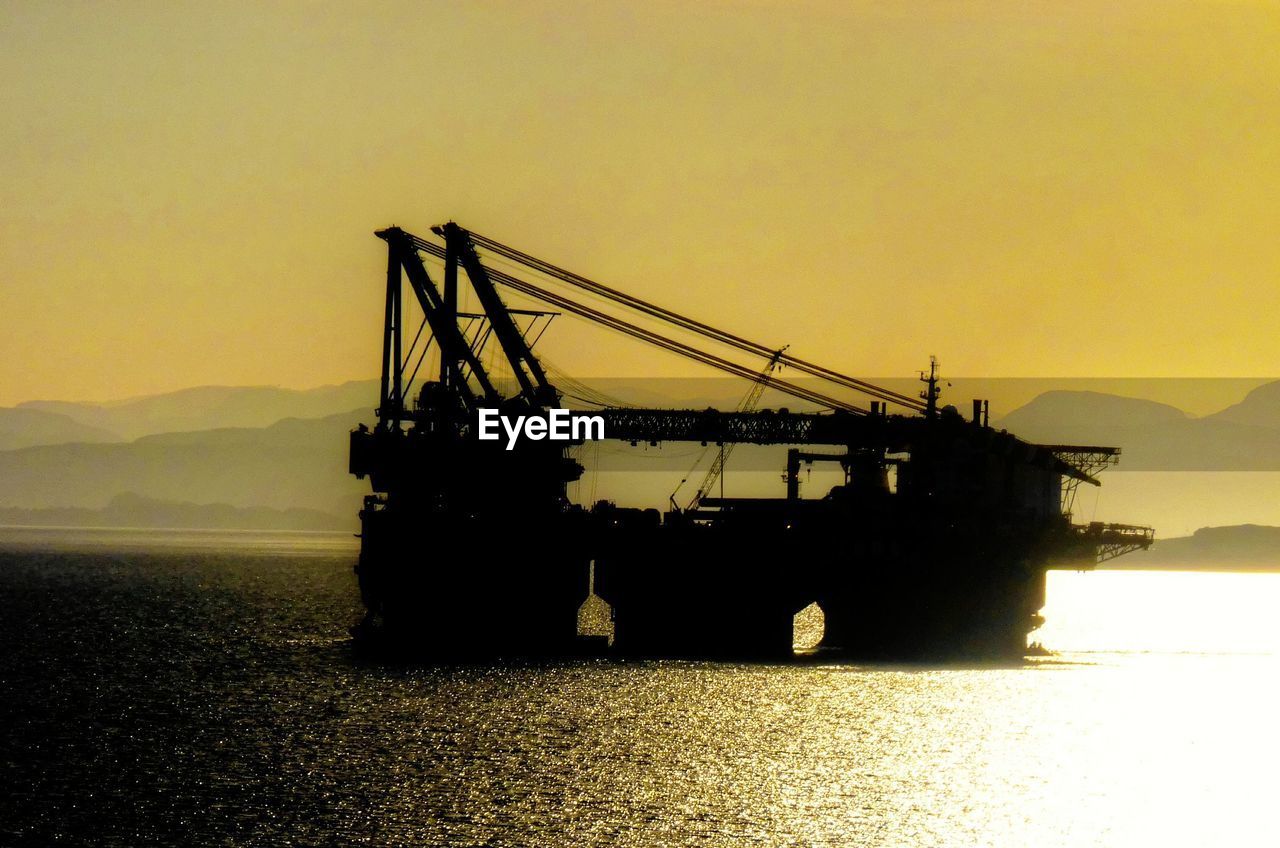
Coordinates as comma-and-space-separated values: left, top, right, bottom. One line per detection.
688, 348, 786, 508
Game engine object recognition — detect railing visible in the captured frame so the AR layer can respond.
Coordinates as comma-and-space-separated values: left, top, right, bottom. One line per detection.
1077, 522, 1156, 563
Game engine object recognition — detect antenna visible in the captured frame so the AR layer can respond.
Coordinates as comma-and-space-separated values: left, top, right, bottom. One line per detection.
919, 355, 942, 419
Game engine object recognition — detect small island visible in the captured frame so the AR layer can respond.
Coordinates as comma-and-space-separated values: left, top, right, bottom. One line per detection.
0, 492, 351, 532
1106, 524, 1280, 571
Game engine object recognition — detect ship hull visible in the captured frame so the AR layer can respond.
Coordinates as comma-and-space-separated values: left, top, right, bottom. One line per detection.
355, 506, 590, 657
355, 503, 1073, 661
593, 518, 1056, 661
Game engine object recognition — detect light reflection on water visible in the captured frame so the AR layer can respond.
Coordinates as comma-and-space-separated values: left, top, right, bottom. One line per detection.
1, 536, 1278, 846
1042, 568, 1280, 654
0, 524, 360, 556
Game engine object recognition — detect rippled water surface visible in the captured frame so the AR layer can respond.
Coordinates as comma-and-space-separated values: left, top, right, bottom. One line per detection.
3, 530, 1279, 846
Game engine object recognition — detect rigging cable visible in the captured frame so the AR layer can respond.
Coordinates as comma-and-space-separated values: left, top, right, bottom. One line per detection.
412, 240, 865, 414
451, 232, 927, 413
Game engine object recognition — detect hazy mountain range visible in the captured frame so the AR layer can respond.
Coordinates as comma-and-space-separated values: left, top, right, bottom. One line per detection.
1, 378, 1280, 533
3, 381, 378, 446
0, 406, 369, 525
0, 407, 122, 452
993, 384, 1280, 470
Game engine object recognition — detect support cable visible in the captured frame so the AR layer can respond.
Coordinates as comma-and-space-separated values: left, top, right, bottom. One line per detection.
446, 232, 926, 413
414, 240, 866, 414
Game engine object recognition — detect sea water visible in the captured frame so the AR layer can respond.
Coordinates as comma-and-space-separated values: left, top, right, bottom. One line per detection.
2, 528, 1277, 846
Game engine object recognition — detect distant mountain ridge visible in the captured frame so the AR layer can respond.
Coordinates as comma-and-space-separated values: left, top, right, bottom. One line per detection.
0, 408, 371, 518
994, 385, 1280, 470
0, 407, 122, 451
997, 390, 1188, 433
1203, 380, 1280, 428
17, 381, 378, 441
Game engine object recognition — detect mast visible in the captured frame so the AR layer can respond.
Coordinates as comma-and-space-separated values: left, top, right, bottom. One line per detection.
920, 356, 941, 419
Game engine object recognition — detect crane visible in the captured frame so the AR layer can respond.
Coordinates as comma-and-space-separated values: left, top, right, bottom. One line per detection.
686, 347, 787, 509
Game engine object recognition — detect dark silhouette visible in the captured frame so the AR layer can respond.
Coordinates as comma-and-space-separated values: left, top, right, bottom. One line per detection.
348, 223, 1152, 660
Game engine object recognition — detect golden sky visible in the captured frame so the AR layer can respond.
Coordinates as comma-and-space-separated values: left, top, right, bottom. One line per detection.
3, 1, 1278, 405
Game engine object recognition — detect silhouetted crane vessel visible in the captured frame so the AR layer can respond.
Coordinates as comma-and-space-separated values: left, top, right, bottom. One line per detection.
348, 222, 1153, 660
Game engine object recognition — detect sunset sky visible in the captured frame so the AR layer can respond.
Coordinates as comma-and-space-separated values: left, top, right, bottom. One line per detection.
3, 2, 1278, 406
